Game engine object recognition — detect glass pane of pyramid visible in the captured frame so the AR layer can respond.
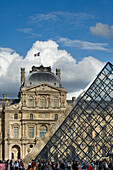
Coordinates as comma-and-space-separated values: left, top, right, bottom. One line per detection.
35, 62, 113, 162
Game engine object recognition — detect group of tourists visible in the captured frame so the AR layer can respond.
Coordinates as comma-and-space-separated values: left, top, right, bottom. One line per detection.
0, 158, 113, 170
27, 159, 113, 170
0, 159, 25, 170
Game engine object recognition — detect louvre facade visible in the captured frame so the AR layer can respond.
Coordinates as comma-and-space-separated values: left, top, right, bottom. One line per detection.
34, 62, 113, 163
0, 65, 74, 161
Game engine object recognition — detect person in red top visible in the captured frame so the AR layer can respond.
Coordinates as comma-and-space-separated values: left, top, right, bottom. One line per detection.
88, 163, 93, 170
32, 160, 36, 169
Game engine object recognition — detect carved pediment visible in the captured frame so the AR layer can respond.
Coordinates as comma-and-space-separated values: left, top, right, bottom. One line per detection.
37, 84, 59, 92
23, 83, 62, 93
11, 123, 20, 129
9, 102, 22, 110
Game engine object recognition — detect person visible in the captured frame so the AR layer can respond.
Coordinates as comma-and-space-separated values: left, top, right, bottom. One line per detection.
56, 162, 60, 170
103, 160, 108, 170
32, 160, 36, 170
88, 163, 93, 170
78, 163, 82, 170
67, 162, 71, 170
72, 161, 78, 170
48, 160, 52, 170
14, 161, 19, 170
51, 162, 56, 170
108, 159, 113, 170
60, 161, 65, 170
10, 160, 14, 170
19, 160, 25, 170
27, 162, 32, 170
36, 161, 39, 170
0, 160, 5, 170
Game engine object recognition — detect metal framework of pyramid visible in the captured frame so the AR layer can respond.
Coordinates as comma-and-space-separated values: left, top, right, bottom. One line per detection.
35, 62, 113, 162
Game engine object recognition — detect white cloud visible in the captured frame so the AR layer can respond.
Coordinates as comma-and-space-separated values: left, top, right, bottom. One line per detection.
58, 37, 112, 51
30, 12, 94, 28
17, 28, 41, 37
0, 40, 105, 99
67, 90, 84, 100
90, 23, 113, 40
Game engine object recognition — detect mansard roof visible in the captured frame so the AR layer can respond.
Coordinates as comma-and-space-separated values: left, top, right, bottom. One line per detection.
24, 65, 61, 88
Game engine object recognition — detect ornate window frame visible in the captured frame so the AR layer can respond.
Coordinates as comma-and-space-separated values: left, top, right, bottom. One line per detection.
39, 125, 47, 138
54, 96, 59, 108
30, 113, 33, 120
14, 113, 18, 119
40, 96, 46, 108
28, 96, 34, 107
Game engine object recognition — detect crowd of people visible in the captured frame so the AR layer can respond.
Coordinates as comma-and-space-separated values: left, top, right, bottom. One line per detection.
0, 159, 25, 170
0, 158, 113, 170
27, 159, 113, 170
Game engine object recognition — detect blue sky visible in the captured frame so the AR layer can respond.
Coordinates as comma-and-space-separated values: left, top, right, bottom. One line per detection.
1, 0, 113, 62
0, 0, 113, 98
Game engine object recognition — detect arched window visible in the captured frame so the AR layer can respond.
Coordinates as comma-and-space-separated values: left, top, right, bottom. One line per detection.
54, 114, 58, 120
39, 125, 47, 138
30, 113, 33, 120
41, 96, 46, 107
28, 96, 34, 107
14, 113, 18, 119
54, 97, 59, 107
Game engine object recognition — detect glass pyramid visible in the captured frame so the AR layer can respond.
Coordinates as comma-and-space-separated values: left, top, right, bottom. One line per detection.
35, 62, 113, 162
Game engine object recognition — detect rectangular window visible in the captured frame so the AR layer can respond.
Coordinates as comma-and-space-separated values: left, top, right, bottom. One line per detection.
28, 96, 34, 107
14, 127, 18, 138
41, 96, 46, 107
54, 97, 59, 107
30, 114, 33, 120
40, 130, 47, 138
29, 127, 34, 138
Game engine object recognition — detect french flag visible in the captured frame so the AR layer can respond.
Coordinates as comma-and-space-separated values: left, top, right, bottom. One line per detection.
34, 52, 40, 57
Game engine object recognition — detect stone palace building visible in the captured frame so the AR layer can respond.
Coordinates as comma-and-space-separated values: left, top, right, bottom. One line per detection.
0, 65, 74, 161
0, 62, 113, 165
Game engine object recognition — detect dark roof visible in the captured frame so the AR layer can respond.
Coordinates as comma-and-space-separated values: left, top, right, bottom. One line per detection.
0, 99, 19, 108
24, 71, 61, 87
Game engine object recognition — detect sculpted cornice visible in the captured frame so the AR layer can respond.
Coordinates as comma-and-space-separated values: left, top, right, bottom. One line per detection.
21, 83, 67, 93
5, 102, 22, 111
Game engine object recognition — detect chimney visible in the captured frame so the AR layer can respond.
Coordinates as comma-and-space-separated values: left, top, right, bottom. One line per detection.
21, 68, 25, 86
72, 97, 76, 102
56, 69, 61, 80
3, 94, 7, 99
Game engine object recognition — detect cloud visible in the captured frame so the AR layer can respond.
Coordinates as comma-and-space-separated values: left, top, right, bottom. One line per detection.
17, 28, 41, 37
58, 37, 112, 51
30, 12, 94, 28
0, 40, 105, 99
90, 23, 113, 40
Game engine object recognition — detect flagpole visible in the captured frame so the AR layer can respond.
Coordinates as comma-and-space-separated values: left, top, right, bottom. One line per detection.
34, 52, 41, 66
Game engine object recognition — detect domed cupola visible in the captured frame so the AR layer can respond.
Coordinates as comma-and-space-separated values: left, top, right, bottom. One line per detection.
24, 65, 62, 87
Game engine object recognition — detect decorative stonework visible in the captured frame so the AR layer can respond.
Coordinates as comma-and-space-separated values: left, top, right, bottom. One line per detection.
0, 65, 71, 161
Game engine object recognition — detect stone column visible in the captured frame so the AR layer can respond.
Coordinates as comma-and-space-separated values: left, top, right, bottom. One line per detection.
21, 68, 25, 86
22, 124, 24, 138
37, 96, 40, 108
49, 95, 52, 108
21, 123, 24, 138
21, 144, 24, 159
56, 69, 61, 80
36, 123, 39, 137
24, 124, 27, 138
35, 95, 38, 107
